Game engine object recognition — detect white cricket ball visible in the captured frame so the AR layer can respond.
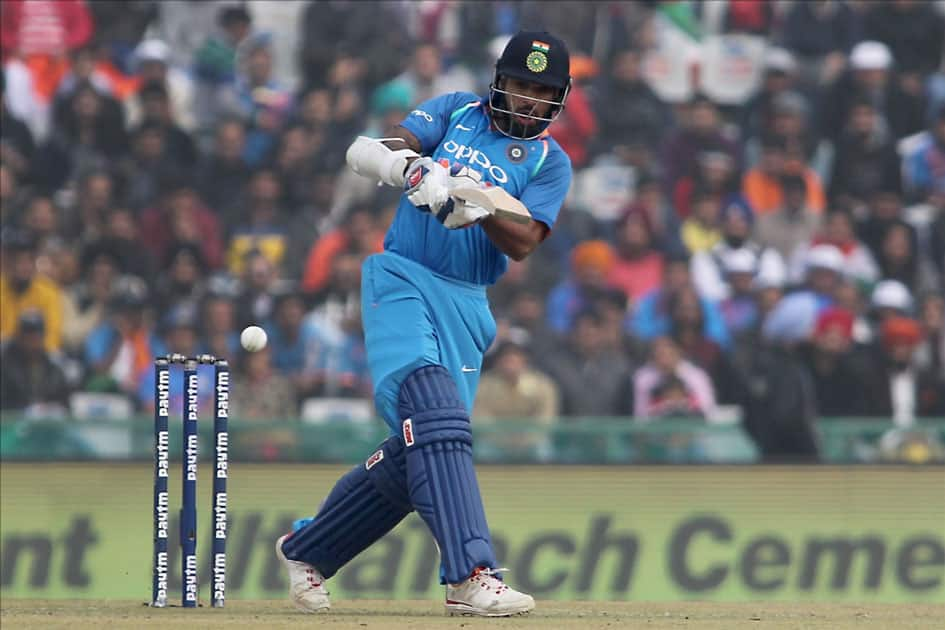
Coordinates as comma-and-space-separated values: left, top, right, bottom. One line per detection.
240, 325, 268, 352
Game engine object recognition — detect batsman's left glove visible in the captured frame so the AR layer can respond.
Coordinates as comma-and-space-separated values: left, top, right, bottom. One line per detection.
404, 157, 451, 214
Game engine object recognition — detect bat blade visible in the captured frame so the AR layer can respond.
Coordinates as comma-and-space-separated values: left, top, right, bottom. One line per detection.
450, 187, 532, 224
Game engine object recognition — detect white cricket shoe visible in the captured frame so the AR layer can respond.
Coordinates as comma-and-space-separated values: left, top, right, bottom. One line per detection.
445, 567, 535, 617
275, 534, 330, 613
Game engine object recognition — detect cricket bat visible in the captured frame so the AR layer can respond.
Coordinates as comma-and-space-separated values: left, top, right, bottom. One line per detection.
450, 187, 532, 224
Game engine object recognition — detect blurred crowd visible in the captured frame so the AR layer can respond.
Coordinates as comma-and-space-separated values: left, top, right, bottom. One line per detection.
1, 1, 944, 456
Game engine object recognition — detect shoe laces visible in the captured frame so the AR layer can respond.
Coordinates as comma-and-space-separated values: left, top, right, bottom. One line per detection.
469, 567, 510, 594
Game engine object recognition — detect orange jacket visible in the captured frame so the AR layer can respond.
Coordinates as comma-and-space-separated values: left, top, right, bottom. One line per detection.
742, 168, 825, 215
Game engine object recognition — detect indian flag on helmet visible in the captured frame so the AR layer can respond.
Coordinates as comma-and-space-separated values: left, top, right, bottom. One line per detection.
531, 41, 550, 53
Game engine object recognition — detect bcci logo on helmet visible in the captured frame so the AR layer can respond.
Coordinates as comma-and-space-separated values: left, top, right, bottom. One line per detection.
526, 51, 548, 73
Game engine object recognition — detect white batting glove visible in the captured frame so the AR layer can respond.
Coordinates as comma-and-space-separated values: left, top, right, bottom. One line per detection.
440, 164, 490, 229
404, 157, 451, 214
439, 199, 491, 229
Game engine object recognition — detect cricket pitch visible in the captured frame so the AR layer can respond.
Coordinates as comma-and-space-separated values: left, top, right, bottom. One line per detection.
2, 599, 943, 629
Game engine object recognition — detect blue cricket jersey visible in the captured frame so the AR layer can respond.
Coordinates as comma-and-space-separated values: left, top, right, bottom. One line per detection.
388, 92, 572, 285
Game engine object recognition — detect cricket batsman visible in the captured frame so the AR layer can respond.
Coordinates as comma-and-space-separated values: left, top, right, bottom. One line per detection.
276, 31, 573, 617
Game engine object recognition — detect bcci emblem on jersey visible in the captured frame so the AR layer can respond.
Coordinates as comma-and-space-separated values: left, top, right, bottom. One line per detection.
506, 144, 527, 164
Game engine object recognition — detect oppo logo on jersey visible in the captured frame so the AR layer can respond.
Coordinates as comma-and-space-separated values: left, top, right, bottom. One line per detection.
441, 140, 509, 184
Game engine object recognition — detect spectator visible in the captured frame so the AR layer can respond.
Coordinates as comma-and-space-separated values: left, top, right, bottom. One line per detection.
384, 43, 475, 108
546, 239, 615, 334
0, 228, 63, 351
741, 292, 821, 462
39, 81, 129, 192
264, 290, 322, 399
788, 242, 845, 310
754, 173, 822, 260
592, 287, 639, 363
789, 211, 879, 288
230, 345, 297, 420
630, 251, 730, 349
296, 0, 407, 91
0, 311, 70, 412
62, 244, 120, 352
222, 32, 292, 167
52, 41, 135, 104
136, 302, 214, 412
226, 167, 290, 274
862, 0, 945, 82
153, 242, 207, 316
632, 175, 686, 256
200, 284, 241, 361
633, 336, 715, 420
875, 220, 921, 294
21, 195, 65, 273
930, 204, 945, 284
84, 275, 160, 397
765, 91, 830, 179
192, 4, 254, 135
668, 285, 737, 401
133, 80, 197, 168
754, 263, 787, 321
120, 119, 171, 211
474, 341, 560, 457
680, 188, 723, 255
742, 134, 826, 215
902, 102, 945, 206
660, 94, 741, 196
871, 278, 914, 318
829, 98, 901, 214
0, 68, 35, 181
864, 316, 944, 422
547, 54, 597, 168
717, 249, 763, 339
126, 38, 196, 131
820, 40, 926, 142
301, 208, 382, 297
234, 249, 281, 330
88, 207, 154, 282
740, 47, 801, 143
63, 169, 115, 242
672, 150, 738, 220
543, 309, 634, 416
607, 206, 664, 307
857, 189, 913, 258
138, 172, 225, 271
0, 0, 95, 139
915, 293, 945, 388
496, 290, 558, 364
865, 279, 915, 343
593, 49, 670, 154
197, 117, 250, 220
803, 307, 868, 416
273, 123, 317, 212
778, 0, 862, 87
305, 252, 371, 398
691, 196, 786, 301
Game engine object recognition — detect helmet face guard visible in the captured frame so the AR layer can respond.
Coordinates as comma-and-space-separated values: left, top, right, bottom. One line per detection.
488, 71, 571, 140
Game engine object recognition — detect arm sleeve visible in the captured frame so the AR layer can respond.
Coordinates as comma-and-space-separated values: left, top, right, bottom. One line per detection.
398, 91, 481, 155
519, 145, 572, 228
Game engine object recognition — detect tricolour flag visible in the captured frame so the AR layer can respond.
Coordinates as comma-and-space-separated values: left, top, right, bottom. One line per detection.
531, 41, 550, 53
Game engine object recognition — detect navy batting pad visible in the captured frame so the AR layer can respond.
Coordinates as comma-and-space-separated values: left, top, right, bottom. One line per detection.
398, 365, 496, 583
281, 436, 411, 578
